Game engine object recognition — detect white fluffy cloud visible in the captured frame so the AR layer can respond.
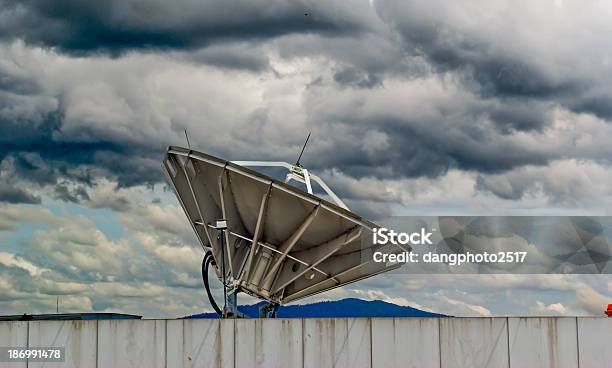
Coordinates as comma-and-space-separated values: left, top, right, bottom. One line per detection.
0, 187, 219, 317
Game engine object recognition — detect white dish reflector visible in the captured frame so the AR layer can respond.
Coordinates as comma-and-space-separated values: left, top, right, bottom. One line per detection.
162, 146, 399, 304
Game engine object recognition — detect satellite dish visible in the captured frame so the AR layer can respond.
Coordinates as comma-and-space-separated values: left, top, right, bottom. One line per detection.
162, 146, 401, 314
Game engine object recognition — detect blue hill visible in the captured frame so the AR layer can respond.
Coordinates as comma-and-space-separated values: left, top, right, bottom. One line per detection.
184, 298, 446, 318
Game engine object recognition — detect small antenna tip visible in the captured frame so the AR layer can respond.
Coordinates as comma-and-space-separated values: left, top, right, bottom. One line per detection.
295, 131, 311, 166
184, 129, 191, 150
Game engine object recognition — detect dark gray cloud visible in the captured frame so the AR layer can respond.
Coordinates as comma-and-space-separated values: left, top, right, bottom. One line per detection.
0, 0, 611, 208
1, 132, 160, 189
0, 87, 162, 188
374, 1, 612, 120
333, 66, 383, 89
485, 100, 552, 134
184, 43, 271, 72
474, 160, 612, 207
475, 175, 523, 201
53, 183, 89, 203
299, 92, 559, 181
569, 93, 612, 120
0, 182, 40, 204
0, 0, 371, 54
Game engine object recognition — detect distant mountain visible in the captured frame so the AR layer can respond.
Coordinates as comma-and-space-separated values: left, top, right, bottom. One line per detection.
184, 298, 446, 318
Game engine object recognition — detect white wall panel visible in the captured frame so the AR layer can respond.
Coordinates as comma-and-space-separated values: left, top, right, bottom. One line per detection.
508, 317, 578, 368
304, 318, 371, 368
371, 318, 440, 368
440, 318, 509, 368
28, 320, 97, 368
0, 321, 27, 368
166, 319, 233, 368
235, 318, 302, 368
577, 317, 612, 368
97, 319, 166, 368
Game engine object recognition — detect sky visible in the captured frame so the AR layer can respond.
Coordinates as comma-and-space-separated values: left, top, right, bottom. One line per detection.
1, 0, 612, 317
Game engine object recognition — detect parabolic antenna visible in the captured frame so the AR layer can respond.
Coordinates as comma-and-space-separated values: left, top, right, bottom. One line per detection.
162, 146, 400, 311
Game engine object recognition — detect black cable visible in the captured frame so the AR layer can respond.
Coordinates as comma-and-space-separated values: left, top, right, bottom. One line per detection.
201, 251, 223, 316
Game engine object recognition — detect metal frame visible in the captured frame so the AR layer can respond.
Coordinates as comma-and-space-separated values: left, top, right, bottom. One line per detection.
232, 161, 349, 210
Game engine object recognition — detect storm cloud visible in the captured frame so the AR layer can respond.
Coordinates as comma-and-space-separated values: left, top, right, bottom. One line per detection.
1, 0, 612, 316
0, 0, 372, 53
1, 0, 611, 203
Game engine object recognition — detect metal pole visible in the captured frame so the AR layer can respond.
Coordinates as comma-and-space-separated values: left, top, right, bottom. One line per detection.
220, 228, 227, 318
214, 219, 229, 318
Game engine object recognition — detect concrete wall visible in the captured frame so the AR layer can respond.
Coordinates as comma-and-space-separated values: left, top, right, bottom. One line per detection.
0, 317, 610, 368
